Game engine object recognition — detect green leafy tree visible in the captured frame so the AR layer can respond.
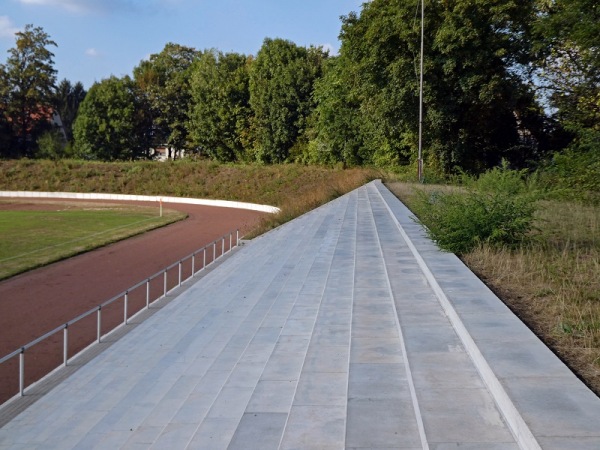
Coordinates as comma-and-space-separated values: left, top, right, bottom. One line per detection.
73, 76, 152, 160
429, 0, 540, 171
313, 0, 545, 173
533, 0, 599, 149
0, 24, 57, 157
37, 129, 68, 160
133, 43, 200, 157
308, 56, 365, 165
249, 38, 327, 163
188, 50, 252, 161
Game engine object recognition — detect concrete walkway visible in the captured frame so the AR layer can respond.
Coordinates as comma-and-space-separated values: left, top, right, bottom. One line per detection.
1, 180, 599, 449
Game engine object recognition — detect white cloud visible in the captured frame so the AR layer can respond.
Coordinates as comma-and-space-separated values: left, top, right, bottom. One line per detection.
18, 0, 92, 13
17, 0, 163, 14
85, 47, 101, 57
0, 16, 21, 39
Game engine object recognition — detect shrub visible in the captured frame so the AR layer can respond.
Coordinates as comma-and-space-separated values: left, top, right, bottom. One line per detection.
544, 139, 600, 204
36, 130, 67, 160
413, 164, 539, 254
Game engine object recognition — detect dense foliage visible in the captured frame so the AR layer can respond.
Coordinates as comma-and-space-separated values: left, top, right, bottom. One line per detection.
188, 50, 252, 162
73, 76, 152, 160
308, 0, 552, 172
413, 164, 540, 254
133, 43, 200, 157
0, 1, 598, 184
249, 38, 326, 163
534, 0, 599, 140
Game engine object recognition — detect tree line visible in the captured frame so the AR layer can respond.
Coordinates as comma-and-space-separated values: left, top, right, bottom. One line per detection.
1, 0, 598, 176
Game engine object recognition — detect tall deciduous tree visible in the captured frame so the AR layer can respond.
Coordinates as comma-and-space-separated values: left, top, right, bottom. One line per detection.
428, 0, 542, 171
133, 43, 200, 157
188, 50, 252, 162
309, 56, 365, 165
0, 24, 57, 157
249, 38, 327, 163
312, 0, 545, 173
73, 76, 151, 161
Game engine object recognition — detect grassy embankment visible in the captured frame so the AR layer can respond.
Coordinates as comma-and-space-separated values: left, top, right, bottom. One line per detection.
0, 159, 384, 272
388, 181, 600, 397
0, 159, 384, 232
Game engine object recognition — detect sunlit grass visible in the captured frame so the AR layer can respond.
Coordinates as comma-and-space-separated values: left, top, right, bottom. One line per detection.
0, 202, 185, 280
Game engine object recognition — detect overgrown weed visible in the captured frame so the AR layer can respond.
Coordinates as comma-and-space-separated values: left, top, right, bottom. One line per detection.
410, 165, 540, 254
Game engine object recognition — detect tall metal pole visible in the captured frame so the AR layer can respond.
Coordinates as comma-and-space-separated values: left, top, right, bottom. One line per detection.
418, 0, 424, 183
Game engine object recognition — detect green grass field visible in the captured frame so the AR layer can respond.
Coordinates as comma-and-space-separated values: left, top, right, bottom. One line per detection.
0, 202, 186, 280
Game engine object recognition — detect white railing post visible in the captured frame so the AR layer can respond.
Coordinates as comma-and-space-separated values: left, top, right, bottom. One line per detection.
19, 349, 25, 396
236, 229, 239, 246
97, 307, 102, 343
222, 237, 225, 256
63, 325, 69, 366
163, 271, 167, 297
229, 232, 232, 252
178, 261, 182, 287
146, 279, 150, 309
203, 248, 206, 269
124, 292, 128, 325
213, 241, 216, 263
192, 253, 195, 276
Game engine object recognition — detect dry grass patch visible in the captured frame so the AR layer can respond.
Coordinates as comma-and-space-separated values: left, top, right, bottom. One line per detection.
249, 167, 383, 236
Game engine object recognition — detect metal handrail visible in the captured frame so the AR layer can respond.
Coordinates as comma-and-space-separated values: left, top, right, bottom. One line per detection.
0, 229, 240, 400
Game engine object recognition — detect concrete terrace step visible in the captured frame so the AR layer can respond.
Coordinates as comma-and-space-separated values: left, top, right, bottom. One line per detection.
0, 180, 599, 449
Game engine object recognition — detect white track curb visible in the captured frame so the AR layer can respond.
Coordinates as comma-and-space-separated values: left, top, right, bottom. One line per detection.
0, 191, 280, 214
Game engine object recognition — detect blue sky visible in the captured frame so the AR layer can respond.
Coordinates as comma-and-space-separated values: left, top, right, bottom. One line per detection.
1, 0, 365, 89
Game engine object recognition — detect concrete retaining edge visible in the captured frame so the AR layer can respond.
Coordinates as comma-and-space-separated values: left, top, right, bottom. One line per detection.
372, 180, 541, 450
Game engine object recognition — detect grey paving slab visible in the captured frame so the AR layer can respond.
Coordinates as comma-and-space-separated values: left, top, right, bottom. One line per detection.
246, 380, 296, 413
279, 405, 346, 450
228, 412, 287, 450
186, 417, 238, 450
1, 180, 599, 449
346, 396, 422, 449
